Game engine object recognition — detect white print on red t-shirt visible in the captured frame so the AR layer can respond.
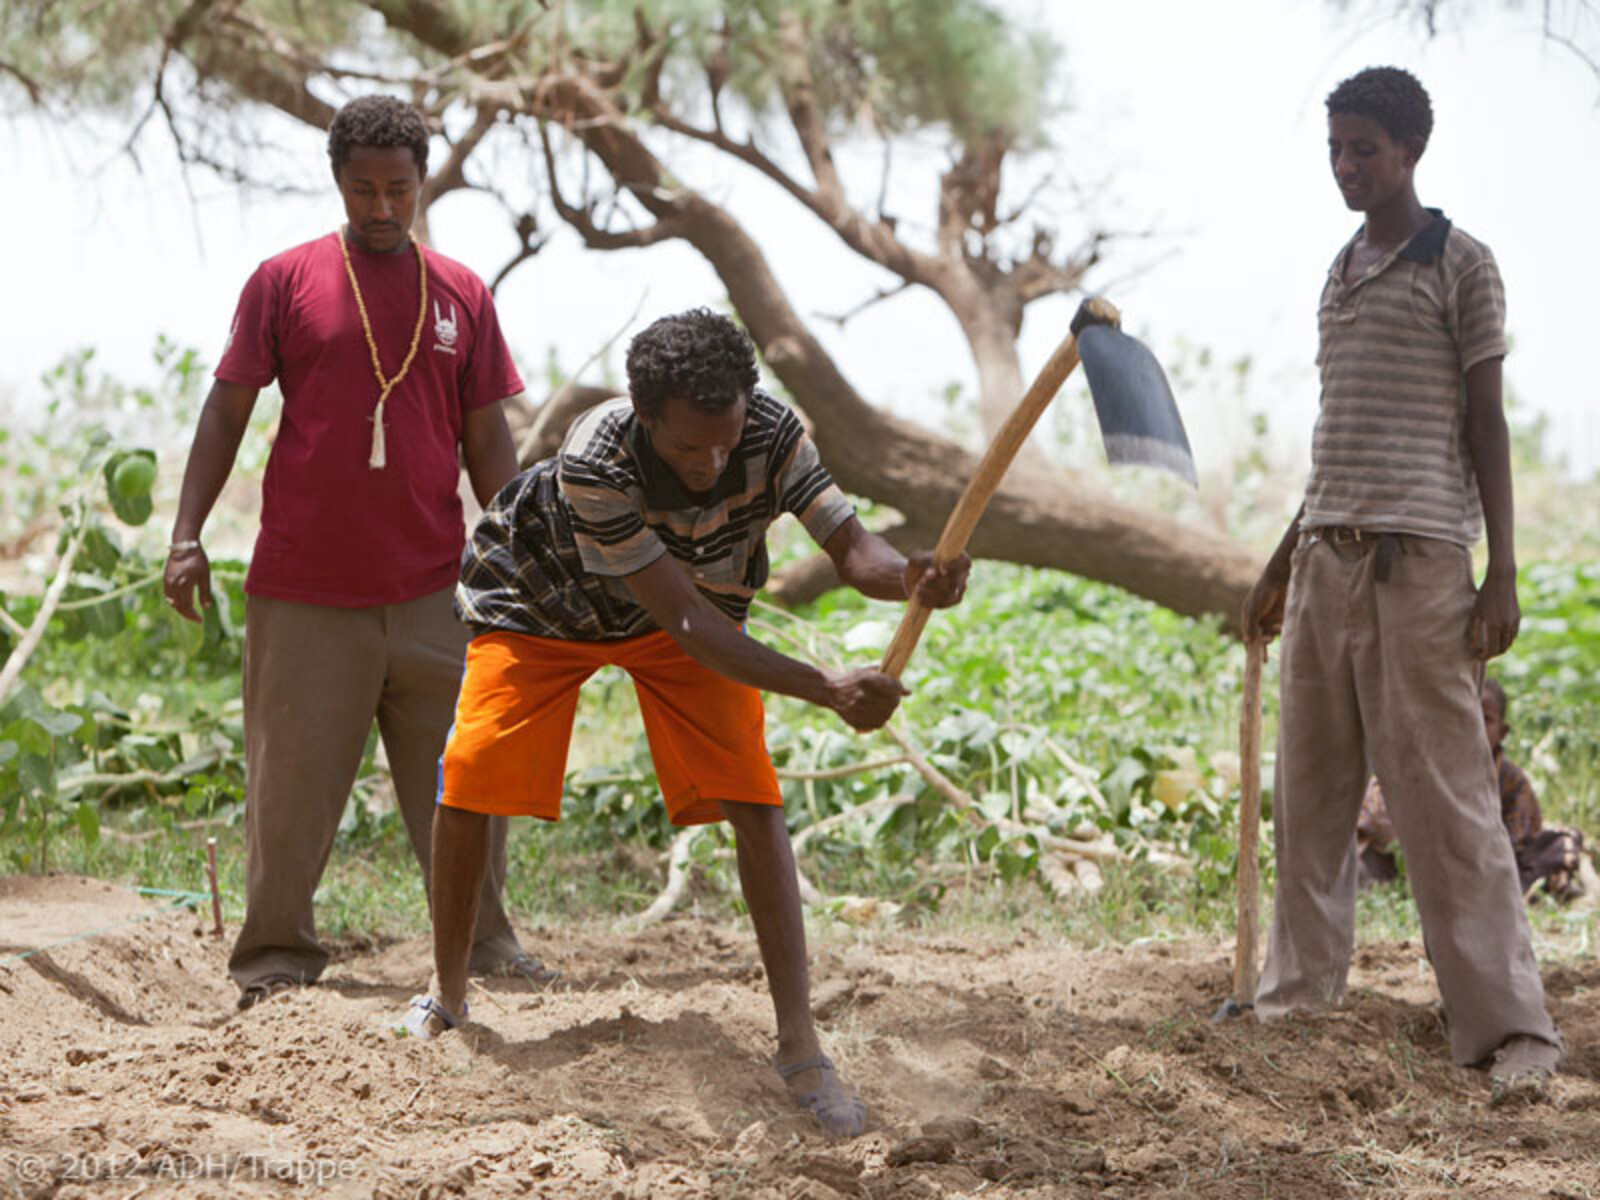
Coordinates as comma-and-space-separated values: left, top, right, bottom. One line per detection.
433, 301, 459, 354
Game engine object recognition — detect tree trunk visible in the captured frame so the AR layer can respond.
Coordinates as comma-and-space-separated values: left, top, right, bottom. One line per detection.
960, 293, 1053, 479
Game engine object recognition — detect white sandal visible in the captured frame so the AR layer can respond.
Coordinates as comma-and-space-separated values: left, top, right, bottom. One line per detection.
398, 995, 467, 1040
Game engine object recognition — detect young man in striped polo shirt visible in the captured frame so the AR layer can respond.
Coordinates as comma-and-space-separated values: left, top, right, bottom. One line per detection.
408, 309, 969, 1135
1241, 67, 1563, 1092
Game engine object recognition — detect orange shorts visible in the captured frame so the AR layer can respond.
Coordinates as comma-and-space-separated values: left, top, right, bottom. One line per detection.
438, 629, 780, 826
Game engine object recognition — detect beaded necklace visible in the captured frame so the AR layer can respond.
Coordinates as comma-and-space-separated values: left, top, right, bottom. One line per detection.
337, 226, 428, 469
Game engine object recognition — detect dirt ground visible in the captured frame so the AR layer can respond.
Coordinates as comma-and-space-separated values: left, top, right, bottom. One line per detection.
2, 875, 1599, 1199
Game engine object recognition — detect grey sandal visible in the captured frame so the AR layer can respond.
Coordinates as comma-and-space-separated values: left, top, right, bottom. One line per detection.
237, 974, 299, 1011
775, 1053, 867, 1138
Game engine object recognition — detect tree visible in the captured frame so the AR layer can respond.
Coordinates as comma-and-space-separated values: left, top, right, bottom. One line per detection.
1, 0, 1261, 628
1365, 0, 1600, 82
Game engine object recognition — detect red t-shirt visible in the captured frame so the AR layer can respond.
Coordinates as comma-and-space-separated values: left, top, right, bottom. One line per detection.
216, 233, 523, 607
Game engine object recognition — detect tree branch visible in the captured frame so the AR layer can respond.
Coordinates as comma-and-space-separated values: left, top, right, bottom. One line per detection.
538, 117, 682, 250
1013, 229, 1105, 304
366, 0, 476, 57
618, 824, 706, 930
812, 280, 914, 328
0, 59, 45, 105
186, 19, 337, 131
488, 212, 548, 295
0, 525, 84, 707
422, 104, 498, 203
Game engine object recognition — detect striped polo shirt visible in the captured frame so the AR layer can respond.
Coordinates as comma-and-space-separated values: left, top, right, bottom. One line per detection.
1303, 211, 1507, 545
455, 390, 855, 640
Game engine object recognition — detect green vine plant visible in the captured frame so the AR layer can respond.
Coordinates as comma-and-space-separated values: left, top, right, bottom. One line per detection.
0, 349, 245, 871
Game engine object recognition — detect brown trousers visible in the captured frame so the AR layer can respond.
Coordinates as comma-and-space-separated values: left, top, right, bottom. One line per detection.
228, 588, 521, 989
1255, 533, 1561, 1065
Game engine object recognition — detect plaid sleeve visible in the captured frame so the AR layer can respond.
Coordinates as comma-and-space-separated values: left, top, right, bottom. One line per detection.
1449, 250, 1508, 372
558, 454, 666, 578
770, 406, 854, 547
454, 470, 524, 626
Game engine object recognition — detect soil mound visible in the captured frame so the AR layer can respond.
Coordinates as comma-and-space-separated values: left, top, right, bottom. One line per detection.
3, 875, 1599, 1197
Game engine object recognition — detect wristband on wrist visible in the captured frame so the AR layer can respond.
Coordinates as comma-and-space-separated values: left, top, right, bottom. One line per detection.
168, 540, 203, 555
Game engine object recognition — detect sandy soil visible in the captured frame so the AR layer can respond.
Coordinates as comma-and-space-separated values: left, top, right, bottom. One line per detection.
2, 874, 1598, 1199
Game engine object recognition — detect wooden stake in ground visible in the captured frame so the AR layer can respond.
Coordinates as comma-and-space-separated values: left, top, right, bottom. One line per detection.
205, 837, 224, 938
1218, 638, 1267, 1019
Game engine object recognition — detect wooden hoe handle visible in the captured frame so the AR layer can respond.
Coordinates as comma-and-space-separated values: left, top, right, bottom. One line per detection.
879, 297, 1120, 679
1232, 638, 1267, 1005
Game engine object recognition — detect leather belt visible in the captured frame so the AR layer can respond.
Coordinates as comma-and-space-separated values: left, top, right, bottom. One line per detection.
1302, 526, 1403, 581
1304, 525, 1390, 545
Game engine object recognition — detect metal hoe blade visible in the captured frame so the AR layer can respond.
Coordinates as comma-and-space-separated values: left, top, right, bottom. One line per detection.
1077, 322, 1197, 487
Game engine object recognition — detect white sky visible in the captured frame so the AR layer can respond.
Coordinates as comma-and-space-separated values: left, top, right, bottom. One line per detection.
6, 0, 1600, 479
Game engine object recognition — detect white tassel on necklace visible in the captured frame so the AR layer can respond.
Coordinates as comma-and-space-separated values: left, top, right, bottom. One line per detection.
337, 227, 427, 470
370, 392, 391, 469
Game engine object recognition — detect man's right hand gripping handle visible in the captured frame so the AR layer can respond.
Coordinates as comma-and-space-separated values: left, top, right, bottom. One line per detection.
824, 667, 909, 732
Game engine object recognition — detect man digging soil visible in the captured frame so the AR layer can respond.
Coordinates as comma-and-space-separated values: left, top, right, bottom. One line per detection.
404, 309, 969, 1137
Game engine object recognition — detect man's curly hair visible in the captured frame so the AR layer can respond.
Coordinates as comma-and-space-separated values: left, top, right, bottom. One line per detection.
327, 95, 430, 178
1326, 66, 1433, 149
626, 309, 759, 419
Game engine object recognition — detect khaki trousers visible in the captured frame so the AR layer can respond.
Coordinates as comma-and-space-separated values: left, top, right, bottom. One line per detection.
1255, 533, 1561, 1065
228, 588, 521, 989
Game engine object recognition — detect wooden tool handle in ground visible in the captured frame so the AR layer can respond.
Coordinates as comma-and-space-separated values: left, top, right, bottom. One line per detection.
879, 298, 1121, 680
1232, 639, 1267, 1005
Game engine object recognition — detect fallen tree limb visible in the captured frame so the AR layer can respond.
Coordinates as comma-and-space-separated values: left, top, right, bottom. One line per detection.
791, 792, 916, 856
98, 815, 234, 844
0, 523, 85, 707
993, 816, 1128, 863
54, 569, 164, 611
775, 756, 908, 781
1038, 853, 1081, 902
1040, 735, 1112, 812
619, 825, 706, 930
56, 751, 224, 801
1072, 856, 1106, 894
881, 725, 973, 810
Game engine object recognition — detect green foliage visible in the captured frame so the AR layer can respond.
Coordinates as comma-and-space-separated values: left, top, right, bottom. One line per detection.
566, 0, 1057, 150
6, 345, 1595, 954
5, 0, 1058, 166
0, 0, 361, 116
530, 564, 1260, 922
0, 347, 245, 870
1495, 562, 1600, 833
531, 555, 1598, 930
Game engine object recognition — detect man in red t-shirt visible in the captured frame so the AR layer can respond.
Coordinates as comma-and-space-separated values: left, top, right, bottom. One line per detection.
164, 95, 550, 1009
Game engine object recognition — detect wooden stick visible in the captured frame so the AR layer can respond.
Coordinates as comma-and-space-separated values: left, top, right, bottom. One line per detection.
880, 300, 1118, 678
205, 837, 224, 938
1232, 639, 1267, 1006
468, 977, 511, 1013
